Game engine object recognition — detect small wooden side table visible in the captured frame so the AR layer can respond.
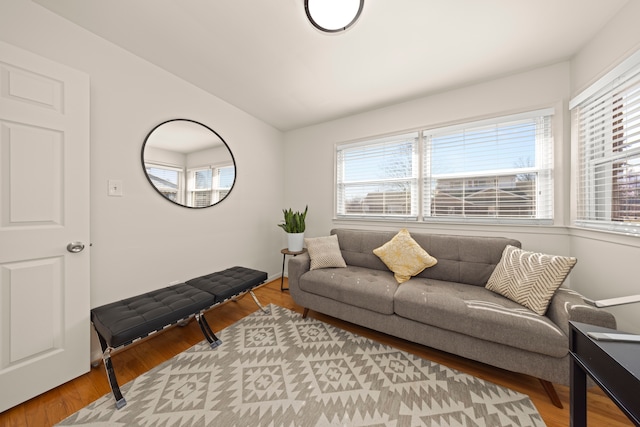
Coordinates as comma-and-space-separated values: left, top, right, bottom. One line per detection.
280, 248, 307, 291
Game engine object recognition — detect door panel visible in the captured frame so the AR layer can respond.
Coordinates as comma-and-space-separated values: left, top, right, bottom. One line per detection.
0, 41, 90, 412
3, 257, 62, 363
4, 122, 63, 225
2, 60, 64, 112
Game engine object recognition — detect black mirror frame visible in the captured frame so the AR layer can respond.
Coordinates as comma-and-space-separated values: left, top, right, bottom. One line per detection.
141, 118, 237, 209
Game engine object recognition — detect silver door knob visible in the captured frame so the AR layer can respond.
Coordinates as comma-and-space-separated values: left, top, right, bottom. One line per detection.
66, 242, 85, 253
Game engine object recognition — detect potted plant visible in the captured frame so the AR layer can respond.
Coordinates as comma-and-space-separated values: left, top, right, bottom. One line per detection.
277, 205, 308, 252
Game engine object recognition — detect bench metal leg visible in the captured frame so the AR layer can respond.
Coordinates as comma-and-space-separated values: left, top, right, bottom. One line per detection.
97, 334, 127, 409
249, 290, 270, 314
196, 312, 222, 349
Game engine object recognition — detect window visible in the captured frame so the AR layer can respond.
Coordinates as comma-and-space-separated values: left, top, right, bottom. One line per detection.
187, 165, 235, 208
425, 111, 553, 222
217, 165, 235, 200
335, 110, 554, 223
336, 133, 419, 219
572, 49, 640, 235
145, 164, 183, 204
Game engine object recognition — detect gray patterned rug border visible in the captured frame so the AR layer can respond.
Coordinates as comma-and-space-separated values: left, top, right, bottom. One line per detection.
57, 304, 545, 426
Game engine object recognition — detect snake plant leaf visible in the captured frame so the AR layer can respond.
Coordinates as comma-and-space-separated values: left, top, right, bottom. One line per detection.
277, 205, 308, 233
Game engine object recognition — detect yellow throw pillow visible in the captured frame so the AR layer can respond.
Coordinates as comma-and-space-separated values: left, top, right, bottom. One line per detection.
373, 229, 437, 284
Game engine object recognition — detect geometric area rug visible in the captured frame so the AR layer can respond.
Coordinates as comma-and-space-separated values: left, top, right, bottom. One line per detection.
56, 304, 545, 427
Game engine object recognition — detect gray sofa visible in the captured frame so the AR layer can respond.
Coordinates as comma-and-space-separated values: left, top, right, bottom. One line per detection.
287, 228, 616, 407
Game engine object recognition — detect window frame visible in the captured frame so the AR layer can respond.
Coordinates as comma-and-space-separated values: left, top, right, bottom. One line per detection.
144, 162, 184, 205
335, 132, 420, 220
422, 110, 554, 224
334, 109, 555, 224
571, 48, 640, 236
186, 163, 235, 208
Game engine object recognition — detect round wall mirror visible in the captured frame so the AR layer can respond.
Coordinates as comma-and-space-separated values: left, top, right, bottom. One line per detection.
141, 119, 236, 208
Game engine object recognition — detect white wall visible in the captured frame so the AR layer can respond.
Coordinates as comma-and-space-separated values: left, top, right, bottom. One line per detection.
568, 0, 640, 333
0, 0, 286, 314
570, 0, 640, 96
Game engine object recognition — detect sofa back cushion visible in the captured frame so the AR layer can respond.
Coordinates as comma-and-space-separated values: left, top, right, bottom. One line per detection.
331, 228, 521, 287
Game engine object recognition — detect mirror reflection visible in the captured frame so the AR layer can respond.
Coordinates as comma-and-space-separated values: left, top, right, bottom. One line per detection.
142, 119, 236, 208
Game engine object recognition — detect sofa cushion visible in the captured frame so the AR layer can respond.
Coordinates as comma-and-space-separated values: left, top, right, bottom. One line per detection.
373, 229, 438, 284
486, 245, 577, 315
298, 266, 396, 315
305, 235, 347, 270
393, 279, 567, 357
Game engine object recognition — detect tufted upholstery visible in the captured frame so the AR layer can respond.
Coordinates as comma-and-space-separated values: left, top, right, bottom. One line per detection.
288, 228, 617, 394
91, 284, 216, 348
91, 266, 267, 349
332, 228, 520, 286
187, 266, 268, 303
299, 266, 396, 315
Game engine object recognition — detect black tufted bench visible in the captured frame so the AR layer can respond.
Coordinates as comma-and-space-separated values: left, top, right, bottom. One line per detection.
91, 266, 268, 409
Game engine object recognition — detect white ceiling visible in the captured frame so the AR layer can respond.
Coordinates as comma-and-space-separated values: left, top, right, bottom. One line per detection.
146, 120, 224, 154
33, 0, 628, 131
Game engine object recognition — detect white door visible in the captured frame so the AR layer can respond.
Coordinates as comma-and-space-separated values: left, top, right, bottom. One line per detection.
0, 41, 90, 412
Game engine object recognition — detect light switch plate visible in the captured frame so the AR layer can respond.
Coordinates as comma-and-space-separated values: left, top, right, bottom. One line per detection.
108, 179, 123, 196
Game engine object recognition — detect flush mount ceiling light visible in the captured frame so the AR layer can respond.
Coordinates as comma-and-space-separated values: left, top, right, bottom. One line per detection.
304, 0, 364, 33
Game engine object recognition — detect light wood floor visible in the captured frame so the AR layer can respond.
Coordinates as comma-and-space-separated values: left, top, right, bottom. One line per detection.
0, 279, 633, 426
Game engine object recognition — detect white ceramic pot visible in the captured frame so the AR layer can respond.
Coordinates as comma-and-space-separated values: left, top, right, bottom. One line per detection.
287, 232, 305, 252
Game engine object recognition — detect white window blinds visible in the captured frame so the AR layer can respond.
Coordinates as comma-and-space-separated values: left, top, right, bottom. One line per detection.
145, 163, 183, 204
572, 50, 640, 235
187, 164, 235, 207
335, 109, 554, 223
423, 111, 554, 222
336, 132, 419, 219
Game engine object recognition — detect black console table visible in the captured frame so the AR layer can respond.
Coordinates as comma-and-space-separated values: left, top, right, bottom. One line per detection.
570, 321, 640, 426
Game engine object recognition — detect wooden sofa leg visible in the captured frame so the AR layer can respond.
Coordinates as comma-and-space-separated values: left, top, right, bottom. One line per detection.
539, 379, 563, 408
302, 307, 309, 318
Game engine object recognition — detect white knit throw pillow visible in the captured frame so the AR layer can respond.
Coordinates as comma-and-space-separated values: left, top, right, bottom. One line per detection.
486, 245, 577, 315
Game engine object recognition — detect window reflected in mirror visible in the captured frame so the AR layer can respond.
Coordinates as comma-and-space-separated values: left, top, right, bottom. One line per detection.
142, 119, 236, 208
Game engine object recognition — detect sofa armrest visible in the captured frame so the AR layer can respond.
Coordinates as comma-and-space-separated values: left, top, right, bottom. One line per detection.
546, 287, 617, 336
287, 253, 311, 292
